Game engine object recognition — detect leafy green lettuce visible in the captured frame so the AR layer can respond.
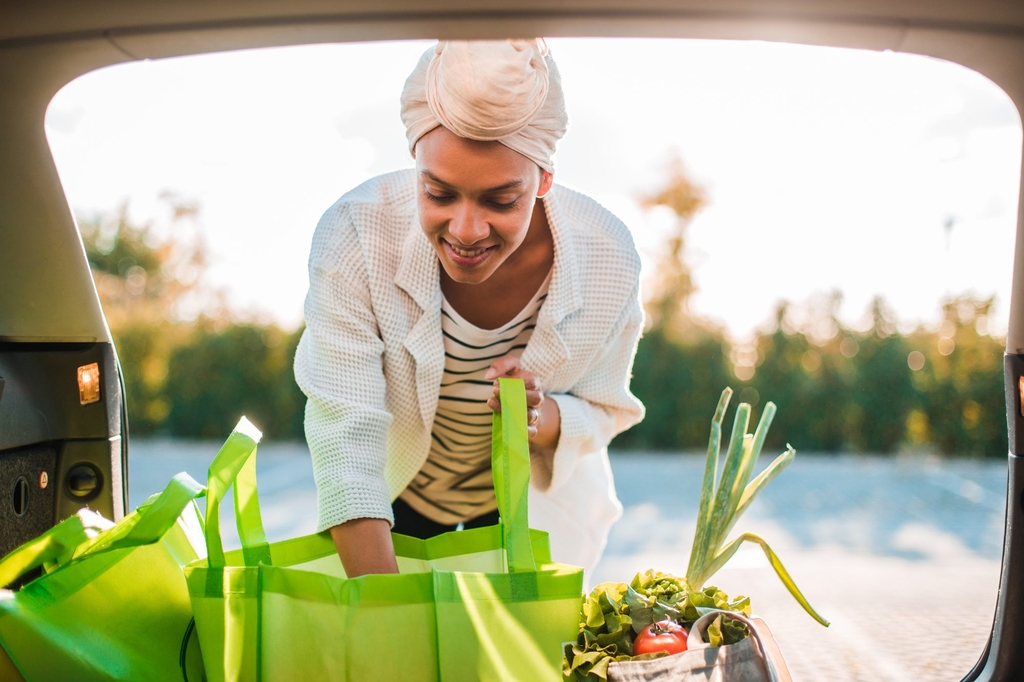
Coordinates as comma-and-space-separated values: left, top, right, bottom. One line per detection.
562, 570, 750, 681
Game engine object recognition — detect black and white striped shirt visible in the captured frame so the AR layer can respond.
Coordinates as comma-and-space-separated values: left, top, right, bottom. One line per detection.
399, 272, 551, 525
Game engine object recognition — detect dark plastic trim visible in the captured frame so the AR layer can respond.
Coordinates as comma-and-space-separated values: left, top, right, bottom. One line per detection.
961, 354, 1024, 680
0, 341, 97, 353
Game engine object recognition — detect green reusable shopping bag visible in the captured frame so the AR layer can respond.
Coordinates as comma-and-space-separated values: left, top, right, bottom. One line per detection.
186, 378, 584, 682
0, 471, 208, 681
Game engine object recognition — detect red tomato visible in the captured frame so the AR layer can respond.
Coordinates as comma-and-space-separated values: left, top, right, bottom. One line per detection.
632, 620, 689, 656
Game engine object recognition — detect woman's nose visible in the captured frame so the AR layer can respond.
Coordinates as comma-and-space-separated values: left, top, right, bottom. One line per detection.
448, 203, 488, 245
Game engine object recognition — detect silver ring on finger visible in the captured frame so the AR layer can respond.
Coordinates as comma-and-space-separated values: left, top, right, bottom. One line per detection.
527, 407, 539, 426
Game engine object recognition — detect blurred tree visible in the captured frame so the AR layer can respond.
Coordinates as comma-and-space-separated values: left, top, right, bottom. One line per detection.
911, 296, 1007, 457
745, 301, 849, 452
615, 330, 732, 450
616, 156, 734, 450
639, 155, 707, 343
163, 324, 305, 440
80, 195, 219, 328
78, 182, 1008, 455
79, 198, 219, 433
846, 298, 916, 452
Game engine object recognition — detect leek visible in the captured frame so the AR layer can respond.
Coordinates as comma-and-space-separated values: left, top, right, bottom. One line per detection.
686, 387, 829, 627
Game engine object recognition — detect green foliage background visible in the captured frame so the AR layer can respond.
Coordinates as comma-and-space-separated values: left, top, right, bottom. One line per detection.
81, 181, 1009, 455
618, 297, 1007, 457
613, 158, 1007, 458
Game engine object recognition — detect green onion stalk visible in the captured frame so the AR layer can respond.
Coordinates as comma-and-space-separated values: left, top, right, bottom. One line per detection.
686, 388, 829, 627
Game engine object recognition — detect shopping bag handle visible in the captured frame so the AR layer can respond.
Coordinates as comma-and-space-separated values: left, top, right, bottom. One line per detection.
686, 610, 789, 682
0, 472, 208, 589
205, 417, 271, 568
493, 377, 535, 573
0, 514, 96, 588
72, 472, 206, 560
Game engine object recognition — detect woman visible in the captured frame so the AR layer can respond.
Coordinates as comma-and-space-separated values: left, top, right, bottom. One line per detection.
294, 39, 644, 577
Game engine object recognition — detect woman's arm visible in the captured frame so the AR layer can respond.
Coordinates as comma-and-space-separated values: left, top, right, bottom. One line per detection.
294, 202, 398, 571
330, 519, 399, 577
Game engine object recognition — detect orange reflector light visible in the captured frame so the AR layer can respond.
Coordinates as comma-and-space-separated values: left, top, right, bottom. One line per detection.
78, 362, 100, 405
1020, 376, 1024, 417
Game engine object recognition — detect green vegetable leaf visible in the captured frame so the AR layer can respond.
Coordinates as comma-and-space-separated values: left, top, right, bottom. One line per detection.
688, 388, 732, 581
652, 599, 683, 624
706, 614, 724, 648
705, 532, 830, 627
721, 617, 749, 646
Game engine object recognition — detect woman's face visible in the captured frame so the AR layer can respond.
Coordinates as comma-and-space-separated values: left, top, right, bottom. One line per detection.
415, 127, 553, 285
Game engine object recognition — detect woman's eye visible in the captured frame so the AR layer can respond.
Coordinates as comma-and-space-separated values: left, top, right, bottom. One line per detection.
489, 198, 519, 210
425, 192, 454, 204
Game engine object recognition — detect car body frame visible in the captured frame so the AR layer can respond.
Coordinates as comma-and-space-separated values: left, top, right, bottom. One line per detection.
2, 1, 1024, 679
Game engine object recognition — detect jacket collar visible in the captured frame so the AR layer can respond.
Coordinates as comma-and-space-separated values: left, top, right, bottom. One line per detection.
520, 186, 579, 378
394, 220, 441, 313
538, 185, 583, 327
395, 220, 444, 427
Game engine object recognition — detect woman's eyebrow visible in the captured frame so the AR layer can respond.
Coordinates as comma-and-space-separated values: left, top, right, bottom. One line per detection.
421, 170, 524, 193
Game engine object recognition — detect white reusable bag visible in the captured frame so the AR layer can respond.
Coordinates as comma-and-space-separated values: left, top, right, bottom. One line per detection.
607, 610, 793, 682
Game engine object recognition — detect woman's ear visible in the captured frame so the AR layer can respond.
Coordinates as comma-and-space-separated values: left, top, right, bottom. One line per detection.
537, 170, 554, 198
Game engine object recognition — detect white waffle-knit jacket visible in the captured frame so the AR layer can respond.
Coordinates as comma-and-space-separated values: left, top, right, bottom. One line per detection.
293, 169, 645, 572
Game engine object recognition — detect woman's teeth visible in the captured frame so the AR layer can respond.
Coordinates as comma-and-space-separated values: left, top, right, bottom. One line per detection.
451, 244, 487, 258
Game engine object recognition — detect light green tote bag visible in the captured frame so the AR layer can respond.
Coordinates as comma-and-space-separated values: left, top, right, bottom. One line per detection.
187, 378, 584, 682
0, 470, 208, 681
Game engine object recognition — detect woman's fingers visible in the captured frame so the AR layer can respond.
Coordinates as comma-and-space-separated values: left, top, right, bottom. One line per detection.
485, 398, 539, 439
486, 356, 543, 440
492, 385, 543, 403
484, 356, 540, 386
487, 357, 541, 397
483, 355, 521, 380
488, 398, 542, 411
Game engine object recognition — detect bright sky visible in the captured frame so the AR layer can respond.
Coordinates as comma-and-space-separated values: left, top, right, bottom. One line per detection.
45, 38, 1021, 341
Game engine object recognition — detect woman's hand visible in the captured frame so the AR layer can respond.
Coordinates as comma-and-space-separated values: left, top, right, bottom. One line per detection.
485, 355, 560, 451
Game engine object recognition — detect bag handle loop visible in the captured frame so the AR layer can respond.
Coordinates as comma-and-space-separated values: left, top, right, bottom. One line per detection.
686, 609, 789, 682
0, 514, 92, 588
204, 417, 271, 568
75, 473, 205, 559
492, 378, 535, 573
0, 472, 206, 588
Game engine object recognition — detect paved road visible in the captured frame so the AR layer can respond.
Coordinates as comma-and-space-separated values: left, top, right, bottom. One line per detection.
129, 442, 1006, 682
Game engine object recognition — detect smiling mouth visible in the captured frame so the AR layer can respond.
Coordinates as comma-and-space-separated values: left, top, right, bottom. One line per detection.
442, 240, 497, 267
449, 243, 490, 258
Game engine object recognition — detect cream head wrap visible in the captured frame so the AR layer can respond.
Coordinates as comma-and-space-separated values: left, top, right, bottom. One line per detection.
400, 39, 568, 173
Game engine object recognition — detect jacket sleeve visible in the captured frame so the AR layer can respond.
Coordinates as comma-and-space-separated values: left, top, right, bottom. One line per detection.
293, 203, 395, 532
543, 280, 646, 493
